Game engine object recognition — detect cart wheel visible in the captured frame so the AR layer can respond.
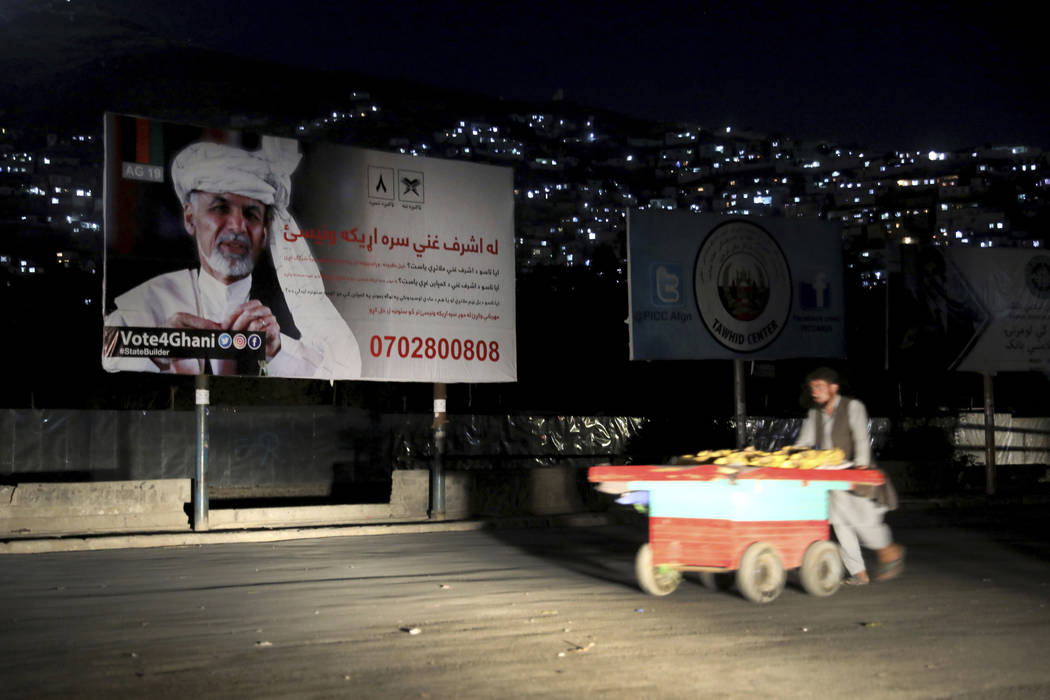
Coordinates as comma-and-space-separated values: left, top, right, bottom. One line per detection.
799, 540, 843, 597
635, 543, 681, 596
697, 572, 734, 591
735, 542, 786, 604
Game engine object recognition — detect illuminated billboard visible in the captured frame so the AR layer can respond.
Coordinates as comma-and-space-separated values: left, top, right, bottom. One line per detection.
102, 114, 516, 382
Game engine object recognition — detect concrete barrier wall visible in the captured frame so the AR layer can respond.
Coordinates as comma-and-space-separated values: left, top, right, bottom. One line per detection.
207, 469, 432, 529
9, 460, 1039, 539
1, 479, 192, 536
0, 466, 591, 537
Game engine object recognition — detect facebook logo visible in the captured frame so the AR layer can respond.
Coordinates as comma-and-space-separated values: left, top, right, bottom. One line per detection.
651, 264, 682, 306
799, 272, 831, 309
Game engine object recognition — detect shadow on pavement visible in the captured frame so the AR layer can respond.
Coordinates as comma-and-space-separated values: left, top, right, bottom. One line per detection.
483, 513, 648, 591
483, 491, 1050, 599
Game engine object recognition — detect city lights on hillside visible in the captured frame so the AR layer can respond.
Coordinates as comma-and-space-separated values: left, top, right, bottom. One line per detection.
2, 93, 1046, 284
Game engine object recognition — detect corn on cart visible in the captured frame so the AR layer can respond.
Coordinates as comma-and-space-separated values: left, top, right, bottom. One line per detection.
589, 460, 886, 603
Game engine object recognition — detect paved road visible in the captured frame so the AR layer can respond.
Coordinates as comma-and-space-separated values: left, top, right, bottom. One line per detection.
2, 504, 1049, 699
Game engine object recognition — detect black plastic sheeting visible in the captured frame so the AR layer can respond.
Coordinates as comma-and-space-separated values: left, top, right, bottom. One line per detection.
405, 415, 652, 469
0, 408, 391, 486
1, 408, 899, 486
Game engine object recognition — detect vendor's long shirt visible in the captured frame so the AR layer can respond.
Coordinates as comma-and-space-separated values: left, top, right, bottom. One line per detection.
796, 395, 872, 466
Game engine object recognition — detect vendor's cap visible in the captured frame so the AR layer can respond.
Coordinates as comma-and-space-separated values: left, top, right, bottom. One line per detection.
806, 366, 840, 385
171, 140, 299, 210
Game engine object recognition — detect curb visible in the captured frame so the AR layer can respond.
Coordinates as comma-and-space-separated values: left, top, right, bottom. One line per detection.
7, 494, 1047, 555
0, 512, 615, 555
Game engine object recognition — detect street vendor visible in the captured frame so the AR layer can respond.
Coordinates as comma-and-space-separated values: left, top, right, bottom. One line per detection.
794, 367, 906, 585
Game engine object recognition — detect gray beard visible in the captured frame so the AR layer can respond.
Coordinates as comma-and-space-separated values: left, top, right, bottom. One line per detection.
202, 231, 256, 280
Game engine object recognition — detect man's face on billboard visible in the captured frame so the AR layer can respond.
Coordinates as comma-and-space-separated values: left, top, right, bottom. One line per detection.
183, 191, 268, 284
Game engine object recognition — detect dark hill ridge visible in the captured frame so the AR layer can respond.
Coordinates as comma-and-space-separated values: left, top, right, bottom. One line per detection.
0, 2, 667, 140
3, 39, 654, 142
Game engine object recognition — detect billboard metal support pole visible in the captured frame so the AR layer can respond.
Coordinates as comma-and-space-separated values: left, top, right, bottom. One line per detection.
734, 360, 747, 448
193, 374, 210, 531
983, 372, 996, 496
430, 383, 447, 520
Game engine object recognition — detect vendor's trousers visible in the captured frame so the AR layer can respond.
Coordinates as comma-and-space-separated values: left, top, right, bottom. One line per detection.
828, 490, 892, 576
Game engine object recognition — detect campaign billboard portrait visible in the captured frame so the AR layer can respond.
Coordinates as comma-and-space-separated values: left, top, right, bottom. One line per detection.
627, 210, 845, 361
891, 246, 1050, 373
102, 114, 516, 382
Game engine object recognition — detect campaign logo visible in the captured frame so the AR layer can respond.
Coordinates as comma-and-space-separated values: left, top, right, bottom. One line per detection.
368, 166, 395, 201
233, 334, 247, 350
694, 220, 791, 353
398, 169, 424, 204
651, 264, 682, 306
248, 333, 263, 351
1025, 255, 1050, 299
217, 333, 233, 349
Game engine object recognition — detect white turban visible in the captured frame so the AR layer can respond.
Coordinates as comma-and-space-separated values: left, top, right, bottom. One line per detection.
171, 140, 299, 209
170, 137, 361, 378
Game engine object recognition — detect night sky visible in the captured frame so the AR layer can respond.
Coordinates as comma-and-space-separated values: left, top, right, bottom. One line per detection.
3, 0, 1047, 152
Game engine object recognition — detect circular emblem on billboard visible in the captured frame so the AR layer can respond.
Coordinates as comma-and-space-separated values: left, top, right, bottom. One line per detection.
248, 333, 263, 351
694, 220, 791, 353
233, 333, 247, 350
217, 333, 233, 349
1025, 255, 1050, 299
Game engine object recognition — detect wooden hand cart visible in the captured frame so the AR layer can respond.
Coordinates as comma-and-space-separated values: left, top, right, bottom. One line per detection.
589, 463, 886, 603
